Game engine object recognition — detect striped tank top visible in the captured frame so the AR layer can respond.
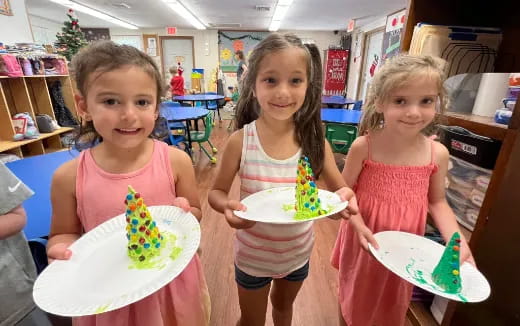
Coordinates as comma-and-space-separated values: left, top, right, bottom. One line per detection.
236, 121, 314, 277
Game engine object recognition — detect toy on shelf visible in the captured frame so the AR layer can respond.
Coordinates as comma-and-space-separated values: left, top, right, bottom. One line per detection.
12, 112, 40, 141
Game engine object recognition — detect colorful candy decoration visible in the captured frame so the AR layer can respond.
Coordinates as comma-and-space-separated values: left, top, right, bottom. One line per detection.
125, 186, 163, 263
294, 156, 327, 220
432, 232, 462, 293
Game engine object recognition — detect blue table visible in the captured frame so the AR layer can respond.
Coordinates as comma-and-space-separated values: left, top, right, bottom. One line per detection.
321, 108, 362, 125
322, 96, 356, 108
161, 106, 209, 156
6, 150, 79, 239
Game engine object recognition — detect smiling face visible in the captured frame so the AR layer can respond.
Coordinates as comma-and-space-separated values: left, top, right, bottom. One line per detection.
378, 75, 439, 136
76, 65, 158, 149
254, 47, 309, 123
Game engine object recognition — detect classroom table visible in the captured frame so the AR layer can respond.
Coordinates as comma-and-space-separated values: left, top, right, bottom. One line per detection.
6, 150, 79, 239
321, 96, 356, 108
160, 106, 209, 156
173, 94, 225, 109
321, 108, 362, 125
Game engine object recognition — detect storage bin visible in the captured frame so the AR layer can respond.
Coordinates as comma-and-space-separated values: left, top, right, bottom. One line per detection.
439, 125, 501, 169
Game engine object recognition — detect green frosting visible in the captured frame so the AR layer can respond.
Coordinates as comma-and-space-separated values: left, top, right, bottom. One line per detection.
432, 232, 462, 293
125, 186, 164, 265
294, 157, 327, 220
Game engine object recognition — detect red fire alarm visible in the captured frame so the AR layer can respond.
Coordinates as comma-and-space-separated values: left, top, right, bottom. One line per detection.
166, 27, 177, 35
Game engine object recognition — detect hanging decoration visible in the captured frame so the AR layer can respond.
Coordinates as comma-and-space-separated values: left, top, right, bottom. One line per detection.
217, 31, 264, 43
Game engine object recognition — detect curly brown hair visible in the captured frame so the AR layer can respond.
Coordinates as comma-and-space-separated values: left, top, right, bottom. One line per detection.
234, 33, 325, 176
70, 41, 165, 150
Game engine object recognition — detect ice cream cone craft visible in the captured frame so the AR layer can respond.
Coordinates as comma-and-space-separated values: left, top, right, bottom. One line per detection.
125, 186, 164, 263
294, 156, 328, 220
432, 232, 462, 293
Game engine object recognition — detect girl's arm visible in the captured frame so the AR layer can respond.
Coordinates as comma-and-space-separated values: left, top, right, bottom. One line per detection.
208, 130, 254, 229
428, 142, 474, 264
0, 205, 26, 239
320, 140, 358, 217
169, 147, 202, 221
341, 136, 378, 249
47, 160, 82, 262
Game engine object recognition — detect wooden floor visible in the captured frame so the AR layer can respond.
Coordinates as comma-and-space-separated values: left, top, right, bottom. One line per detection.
192, 121, 414, 326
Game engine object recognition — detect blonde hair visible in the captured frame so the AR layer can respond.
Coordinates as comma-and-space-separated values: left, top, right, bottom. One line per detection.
359, 54, 448, 136
169, 66, 178, 75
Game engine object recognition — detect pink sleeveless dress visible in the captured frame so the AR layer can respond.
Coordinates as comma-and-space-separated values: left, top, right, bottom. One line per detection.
74, 140, 210, 326
331, 136, 437, 326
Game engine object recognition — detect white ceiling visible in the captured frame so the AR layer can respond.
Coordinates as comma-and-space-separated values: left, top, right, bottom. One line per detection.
26, 0, 406, 31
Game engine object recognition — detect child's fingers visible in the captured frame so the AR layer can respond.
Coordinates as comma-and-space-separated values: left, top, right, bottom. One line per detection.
47, 243, 73, 263
224, 209, 255, 229
227, 200, 247, 212
365, 231, 379, 250
172, 197, 191, 212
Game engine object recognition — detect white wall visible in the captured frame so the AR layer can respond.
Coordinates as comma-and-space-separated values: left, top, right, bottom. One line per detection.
29, 15, 61, 45
0, 0, 33, 44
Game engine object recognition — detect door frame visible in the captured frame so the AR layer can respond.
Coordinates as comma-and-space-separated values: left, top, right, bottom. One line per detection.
159, 36, 195, 79
356, 27, 385, 101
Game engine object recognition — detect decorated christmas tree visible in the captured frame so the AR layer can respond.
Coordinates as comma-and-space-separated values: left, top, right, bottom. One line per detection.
294, 156, 327, 220
125, 186, 164, 265
432, 232, 462, 293
55, 9, 88, 61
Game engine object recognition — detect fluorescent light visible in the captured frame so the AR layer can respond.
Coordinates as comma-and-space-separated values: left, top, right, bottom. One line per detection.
268, 0, 294, 31
269, 20, 281, 32
162, 0, 206, 30
49, 0, 139, 29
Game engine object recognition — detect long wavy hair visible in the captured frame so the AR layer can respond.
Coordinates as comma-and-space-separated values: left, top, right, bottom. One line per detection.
235, 33, 325, 176
70, 41, 165, 150
359, 54, 448, 136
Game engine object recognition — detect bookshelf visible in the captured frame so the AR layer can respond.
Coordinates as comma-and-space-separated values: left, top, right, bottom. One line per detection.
402, 0, 520, 325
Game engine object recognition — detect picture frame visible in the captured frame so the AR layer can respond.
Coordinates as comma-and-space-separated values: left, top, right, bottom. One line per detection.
0, 0, 13, 16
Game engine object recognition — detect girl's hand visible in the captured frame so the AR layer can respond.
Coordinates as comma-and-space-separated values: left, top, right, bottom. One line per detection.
47, 242, 73, 264
224, 200, 255, 229
335, 187, 359, 219
350, 215, 379, 251
172, 197, 191, 212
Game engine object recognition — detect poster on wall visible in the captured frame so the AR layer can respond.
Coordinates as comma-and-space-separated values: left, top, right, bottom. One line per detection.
83, 28, 111, 42
218, 31, 268, 73
0, 0, 12, 16
323, 49, 349, 96
381, 9, 406, 62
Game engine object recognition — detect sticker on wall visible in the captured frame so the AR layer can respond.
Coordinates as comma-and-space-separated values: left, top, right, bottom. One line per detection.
0, 0, 13, 16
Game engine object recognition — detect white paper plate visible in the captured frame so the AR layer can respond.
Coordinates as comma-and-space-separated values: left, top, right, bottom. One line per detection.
368, 231, 490, 302
234, 187, 348, 224
33, 206, 201, 316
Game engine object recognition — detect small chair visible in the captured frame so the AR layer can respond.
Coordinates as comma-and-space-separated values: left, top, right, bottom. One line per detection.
205, 92, 223, 125
190, 113, 218, 163
325, 123, 358, 154
352, 100, 363, 111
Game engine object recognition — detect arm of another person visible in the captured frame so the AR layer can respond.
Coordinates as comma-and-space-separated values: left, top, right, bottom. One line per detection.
428, 142, 475, 265
0, 205, 27, 239
340, 136, 378, 249
47, 159, 82, 262
320, 140, 358, 218
169, 147, 202, 221
208, 130, 254, 229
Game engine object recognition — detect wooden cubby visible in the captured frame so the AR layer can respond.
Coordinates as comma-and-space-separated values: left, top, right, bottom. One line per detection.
0, 75, 77, 158
402, 0, 520, 325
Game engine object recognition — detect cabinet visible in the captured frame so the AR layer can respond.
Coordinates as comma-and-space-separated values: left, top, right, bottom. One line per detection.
0, 75, 77, 158
401, 0, 520, 325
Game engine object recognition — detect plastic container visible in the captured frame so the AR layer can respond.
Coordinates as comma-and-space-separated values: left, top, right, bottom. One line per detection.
439, 125, 501, 169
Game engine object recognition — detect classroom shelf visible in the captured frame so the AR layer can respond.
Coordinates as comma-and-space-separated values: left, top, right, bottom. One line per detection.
0, 74, 77, 158
443, 112, 507, 141
0, 127, 74, 152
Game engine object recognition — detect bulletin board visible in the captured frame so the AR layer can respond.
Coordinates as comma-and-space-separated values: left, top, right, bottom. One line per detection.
218, 31, 269, 73
111, 35, 143, 51
381, 9, 406, 62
